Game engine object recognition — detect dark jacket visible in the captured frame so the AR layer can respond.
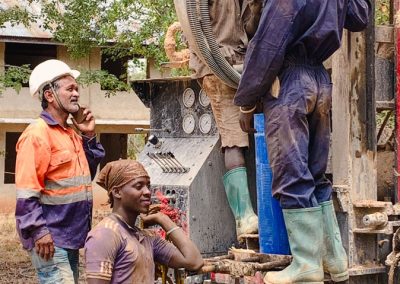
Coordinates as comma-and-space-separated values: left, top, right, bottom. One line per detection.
234, 0, 371, 106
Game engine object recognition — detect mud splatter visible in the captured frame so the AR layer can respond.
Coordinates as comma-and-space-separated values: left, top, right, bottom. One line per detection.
154, 190, 188, 238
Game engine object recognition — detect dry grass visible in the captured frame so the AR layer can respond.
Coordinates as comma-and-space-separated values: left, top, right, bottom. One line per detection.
0, 209, 111, 284
0, 214, 36, 284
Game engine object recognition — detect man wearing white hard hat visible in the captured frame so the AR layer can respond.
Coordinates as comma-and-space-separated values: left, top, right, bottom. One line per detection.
14, 59, 105, 283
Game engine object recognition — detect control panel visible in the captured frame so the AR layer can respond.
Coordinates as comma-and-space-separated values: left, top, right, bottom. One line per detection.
133, 78, 217, 138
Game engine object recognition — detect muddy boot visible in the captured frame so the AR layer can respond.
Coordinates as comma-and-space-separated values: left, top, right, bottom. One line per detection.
264, 207, 324, 284
223, 167, 258, 237
320, 200, 348, 282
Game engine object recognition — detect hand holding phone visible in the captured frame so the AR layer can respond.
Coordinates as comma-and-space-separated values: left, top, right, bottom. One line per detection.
71, 105, 96, 136
71, 105, 87, 124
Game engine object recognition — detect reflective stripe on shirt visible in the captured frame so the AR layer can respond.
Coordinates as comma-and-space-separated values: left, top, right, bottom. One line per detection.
44, 175, 92, 190
40, 190, 93, 205
16, 188, 41, 199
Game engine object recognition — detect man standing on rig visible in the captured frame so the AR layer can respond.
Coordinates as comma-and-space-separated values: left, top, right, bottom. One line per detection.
234, 0, 371, 283
188, 0, 263, 240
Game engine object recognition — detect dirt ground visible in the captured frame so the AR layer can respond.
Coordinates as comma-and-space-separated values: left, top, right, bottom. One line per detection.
0, 209, 110, 284
0, 213, 38, 284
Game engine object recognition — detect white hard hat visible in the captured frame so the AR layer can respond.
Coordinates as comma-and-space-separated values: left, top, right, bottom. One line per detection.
29, 59, 80, 98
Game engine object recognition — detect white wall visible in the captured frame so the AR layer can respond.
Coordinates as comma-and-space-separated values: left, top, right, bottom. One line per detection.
0, 124, 26, 213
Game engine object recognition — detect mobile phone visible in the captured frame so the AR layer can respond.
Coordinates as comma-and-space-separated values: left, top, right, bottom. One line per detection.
71, 105, 86, 124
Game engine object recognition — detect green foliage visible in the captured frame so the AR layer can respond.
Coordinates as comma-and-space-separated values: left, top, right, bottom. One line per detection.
376, 110, 395, 129
38, 0, 177, 65
0, 6, 36, 28
170, 66, 191, 77
376, 0, 391, 25
0, 64, 130, 97
77, 70, 130, 97
0, 0, 179, 94
0, 65, 31, 94
127, 134, 146, 160
40, 0, 97, 58
129, 71, 146, 80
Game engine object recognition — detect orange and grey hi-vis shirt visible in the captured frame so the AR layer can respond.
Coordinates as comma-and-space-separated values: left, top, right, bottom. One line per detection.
15, 111, 105, 250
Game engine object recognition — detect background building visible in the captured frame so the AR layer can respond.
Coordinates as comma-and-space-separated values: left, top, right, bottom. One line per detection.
0, 19, 150, 212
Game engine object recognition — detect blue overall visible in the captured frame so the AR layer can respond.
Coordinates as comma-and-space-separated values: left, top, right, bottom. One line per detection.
234, 0, 371, 209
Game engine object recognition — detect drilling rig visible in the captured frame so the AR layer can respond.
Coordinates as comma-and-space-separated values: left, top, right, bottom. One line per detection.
131, 1, 400, 283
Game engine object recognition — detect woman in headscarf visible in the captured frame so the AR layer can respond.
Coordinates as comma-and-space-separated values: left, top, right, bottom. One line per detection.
84, 160, 203, 284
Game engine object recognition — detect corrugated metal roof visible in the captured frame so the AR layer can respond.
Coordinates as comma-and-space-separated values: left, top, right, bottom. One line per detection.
0, 0, 53, 41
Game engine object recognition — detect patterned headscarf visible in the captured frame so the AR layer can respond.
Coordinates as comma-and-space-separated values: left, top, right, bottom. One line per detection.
97, 159, 150, 195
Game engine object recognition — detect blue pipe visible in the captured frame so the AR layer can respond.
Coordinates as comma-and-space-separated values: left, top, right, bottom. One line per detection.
254, 113, 290, 254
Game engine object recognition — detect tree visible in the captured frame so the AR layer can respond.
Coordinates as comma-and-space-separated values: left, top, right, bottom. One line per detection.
0, 0, 179, 94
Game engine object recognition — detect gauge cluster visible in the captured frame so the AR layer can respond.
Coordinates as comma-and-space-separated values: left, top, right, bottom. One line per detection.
181, 86, 216, 136
141, 79, 217, 138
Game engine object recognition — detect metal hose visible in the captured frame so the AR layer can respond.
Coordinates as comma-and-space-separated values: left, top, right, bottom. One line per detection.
198, 0, 241, 84
185, 0, 239, 88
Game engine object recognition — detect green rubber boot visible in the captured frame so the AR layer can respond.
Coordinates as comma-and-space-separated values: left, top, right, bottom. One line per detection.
320, 200, 349, 282
264, 207, 324, 284
223, 167, 258, 237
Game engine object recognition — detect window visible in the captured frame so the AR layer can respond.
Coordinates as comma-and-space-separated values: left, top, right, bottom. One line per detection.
128, 58, 147, 81
5, 43, 57, 86
101, 51, 130, 90
4, 132, 21, 184
99, 133, 128, 169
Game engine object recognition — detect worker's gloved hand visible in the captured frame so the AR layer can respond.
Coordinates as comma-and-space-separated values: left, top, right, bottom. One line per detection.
239, 107, 256, 134
35, 233, 55, 261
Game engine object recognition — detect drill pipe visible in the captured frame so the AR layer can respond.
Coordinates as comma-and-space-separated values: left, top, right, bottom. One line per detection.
201, 259, 290, 275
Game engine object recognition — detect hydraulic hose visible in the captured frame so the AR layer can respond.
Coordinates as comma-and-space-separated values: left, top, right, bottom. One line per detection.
185, 0, 238, 88
198, 0, 241, 85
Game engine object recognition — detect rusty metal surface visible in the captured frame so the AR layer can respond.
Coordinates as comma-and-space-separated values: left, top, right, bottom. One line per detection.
362, 212, 388, 227
386, 227, 400, 265
386, 228, 400, 284
350, 199, 400, 235
332, 185, 351, 212
348, 265, 387, 276
238, 234, 260, 251
353, 200, 392, 208
202, 250, 292, 277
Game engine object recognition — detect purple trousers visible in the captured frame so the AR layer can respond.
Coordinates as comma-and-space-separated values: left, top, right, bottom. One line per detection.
263, 60, 332, 209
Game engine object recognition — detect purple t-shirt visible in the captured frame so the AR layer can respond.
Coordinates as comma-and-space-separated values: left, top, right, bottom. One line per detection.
84, 214, 177, 283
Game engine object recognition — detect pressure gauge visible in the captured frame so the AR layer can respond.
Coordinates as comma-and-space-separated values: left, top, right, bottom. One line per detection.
182, 114, 196, 134
182, 88, 195, 108
199, 89, 210, 107
199, 113, 212, 134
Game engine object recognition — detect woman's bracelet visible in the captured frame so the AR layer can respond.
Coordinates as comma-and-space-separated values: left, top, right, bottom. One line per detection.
239, 105, 257, 114
166, 226, 180, 237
